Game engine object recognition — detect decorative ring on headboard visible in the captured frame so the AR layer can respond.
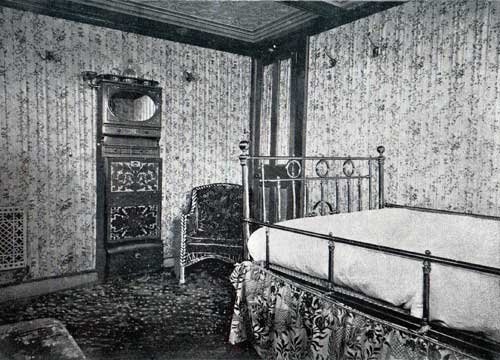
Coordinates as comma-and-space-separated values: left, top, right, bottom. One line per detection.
286, 160, 302, 179
342, 159, 355, 177
315, 159, 330, 178
310, 200, 336, 216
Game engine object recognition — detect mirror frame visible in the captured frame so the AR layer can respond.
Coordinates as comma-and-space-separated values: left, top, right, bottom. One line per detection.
108, 89, 158, 123
105, 85, 161, 127
100, 78, 162, 139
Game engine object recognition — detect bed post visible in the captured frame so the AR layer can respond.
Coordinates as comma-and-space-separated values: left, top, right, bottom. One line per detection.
377, 146, 385, 209
422, 250, 432, 328
328, 232, 335, 289
239, 140, 251, 260
265, 227, 270, 269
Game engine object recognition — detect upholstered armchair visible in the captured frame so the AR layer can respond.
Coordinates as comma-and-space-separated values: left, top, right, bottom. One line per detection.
178, 183, 243, 284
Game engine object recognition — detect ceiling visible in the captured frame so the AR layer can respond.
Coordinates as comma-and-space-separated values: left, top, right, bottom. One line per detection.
0, 0, 402, 56
69, 0, 319, 43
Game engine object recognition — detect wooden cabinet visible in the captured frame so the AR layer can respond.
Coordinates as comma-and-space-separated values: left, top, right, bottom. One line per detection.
91, 74, 163, 277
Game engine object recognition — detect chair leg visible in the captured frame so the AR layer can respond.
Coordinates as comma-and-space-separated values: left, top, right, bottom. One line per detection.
179, 215, 187, 285
179, 264, 185, 285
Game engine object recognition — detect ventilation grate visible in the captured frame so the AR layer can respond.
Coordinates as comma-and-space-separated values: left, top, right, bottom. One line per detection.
0, 207, 27, 271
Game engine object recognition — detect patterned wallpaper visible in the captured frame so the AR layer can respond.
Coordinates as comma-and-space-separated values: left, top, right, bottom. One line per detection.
260, 65, 273, 156
277, 59, 291, 157
0, 7, 250, 279
308, 0, 500, 216
259, 59, 292, 156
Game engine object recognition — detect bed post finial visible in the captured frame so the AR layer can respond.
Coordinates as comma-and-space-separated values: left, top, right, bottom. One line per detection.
239, 140, 250, 159
239, 139, 251, 260
377, 146, 385, 209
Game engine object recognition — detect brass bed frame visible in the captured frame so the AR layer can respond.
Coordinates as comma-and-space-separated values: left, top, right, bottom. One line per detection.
238, 140, 500, 359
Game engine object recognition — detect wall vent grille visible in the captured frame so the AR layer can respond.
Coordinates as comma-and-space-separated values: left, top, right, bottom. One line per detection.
0, 207, 27, 271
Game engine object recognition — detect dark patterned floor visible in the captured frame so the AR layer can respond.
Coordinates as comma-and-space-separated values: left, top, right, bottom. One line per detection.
0, 261, 259, 360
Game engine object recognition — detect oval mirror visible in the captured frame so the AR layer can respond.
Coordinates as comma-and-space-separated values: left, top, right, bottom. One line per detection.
109, 91, 157, 122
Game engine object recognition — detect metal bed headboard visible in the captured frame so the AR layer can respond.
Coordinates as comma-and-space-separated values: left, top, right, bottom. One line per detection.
238, 140, 385, 228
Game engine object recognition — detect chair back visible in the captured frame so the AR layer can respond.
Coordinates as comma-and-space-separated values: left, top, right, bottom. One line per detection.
191, 183, 243, 239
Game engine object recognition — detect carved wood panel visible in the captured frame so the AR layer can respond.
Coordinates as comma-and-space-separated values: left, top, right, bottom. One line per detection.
105, 158, 162, 244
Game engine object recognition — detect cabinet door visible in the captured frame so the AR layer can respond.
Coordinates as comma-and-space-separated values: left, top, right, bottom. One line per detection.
105, 157, 162, 245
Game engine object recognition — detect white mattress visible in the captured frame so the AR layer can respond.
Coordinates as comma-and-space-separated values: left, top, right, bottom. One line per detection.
248, 208, 500, 341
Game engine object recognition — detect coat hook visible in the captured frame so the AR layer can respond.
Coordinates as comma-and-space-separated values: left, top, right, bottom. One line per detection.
324, 47, 338, 68
38, 50, 62, 63
182, 70, 196, 83
367, 32, 385, 58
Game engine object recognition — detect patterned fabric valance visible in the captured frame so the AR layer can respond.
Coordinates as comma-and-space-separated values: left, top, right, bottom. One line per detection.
229, 262, 476, 360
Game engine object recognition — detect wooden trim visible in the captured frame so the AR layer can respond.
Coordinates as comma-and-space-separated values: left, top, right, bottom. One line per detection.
95, 88, 106, 281
69, 0, 316, 43
282, 1, 357, 18
289, 36, 309, 158
249, 58, 264, 221
290, 37, 308, 217
0, 271, 98, 303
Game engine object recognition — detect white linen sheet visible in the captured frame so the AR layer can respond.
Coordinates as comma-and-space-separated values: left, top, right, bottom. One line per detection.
247, 208, 500, 342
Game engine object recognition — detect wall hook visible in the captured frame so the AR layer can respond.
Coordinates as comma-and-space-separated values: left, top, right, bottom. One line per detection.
367, 32, 386, 58
182, 70, 196, 83
324, 47, 338, 68
38, 50, 62, 63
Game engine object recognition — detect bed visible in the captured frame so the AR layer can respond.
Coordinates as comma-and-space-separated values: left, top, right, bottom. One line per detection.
230, 140, 500, 359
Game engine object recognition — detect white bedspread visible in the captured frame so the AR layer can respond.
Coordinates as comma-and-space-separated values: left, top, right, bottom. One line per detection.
248, 208, 500, 341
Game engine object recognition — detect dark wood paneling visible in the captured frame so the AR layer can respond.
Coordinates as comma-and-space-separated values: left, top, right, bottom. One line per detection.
289, 37, 309, 158
248, 59, 264, 221
107, 243, 163, 277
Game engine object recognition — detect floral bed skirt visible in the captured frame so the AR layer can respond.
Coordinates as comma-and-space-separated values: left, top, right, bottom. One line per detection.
229, 261, 477, 360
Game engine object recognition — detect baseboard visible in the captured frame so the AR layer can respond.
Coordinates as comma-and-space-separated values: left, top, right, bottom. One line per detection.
0, 271, 98, 304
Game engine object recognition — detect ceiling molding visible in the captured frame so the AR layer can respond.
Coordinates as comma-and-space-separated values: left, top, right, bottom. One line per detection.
67, 0, 318, 43
252, 11, 317, 42
322, 0, 366, 10
281, 1, 352, 18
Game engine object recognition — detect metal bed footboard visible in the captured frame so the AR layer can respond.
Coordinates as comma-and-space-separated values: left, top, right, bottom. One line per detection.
238, 140, 500, 358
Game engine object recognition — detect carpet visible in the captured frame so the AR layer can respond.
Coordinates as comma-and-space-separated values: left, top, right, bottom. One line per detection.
0, 260, 259, 360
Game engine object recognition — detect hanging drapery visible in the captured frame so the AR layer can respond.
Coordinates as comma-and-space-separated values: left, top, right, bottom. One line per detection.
229, 261, 475, 360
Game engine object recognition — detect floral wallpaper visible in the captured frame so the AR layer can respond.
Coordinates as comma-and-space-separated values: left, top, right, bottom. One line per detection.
0, 6, 250, 279
259, 59, 292, 157
260, 64, 273, 156
277, 59, 291, 157
308, 0, 500, 217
